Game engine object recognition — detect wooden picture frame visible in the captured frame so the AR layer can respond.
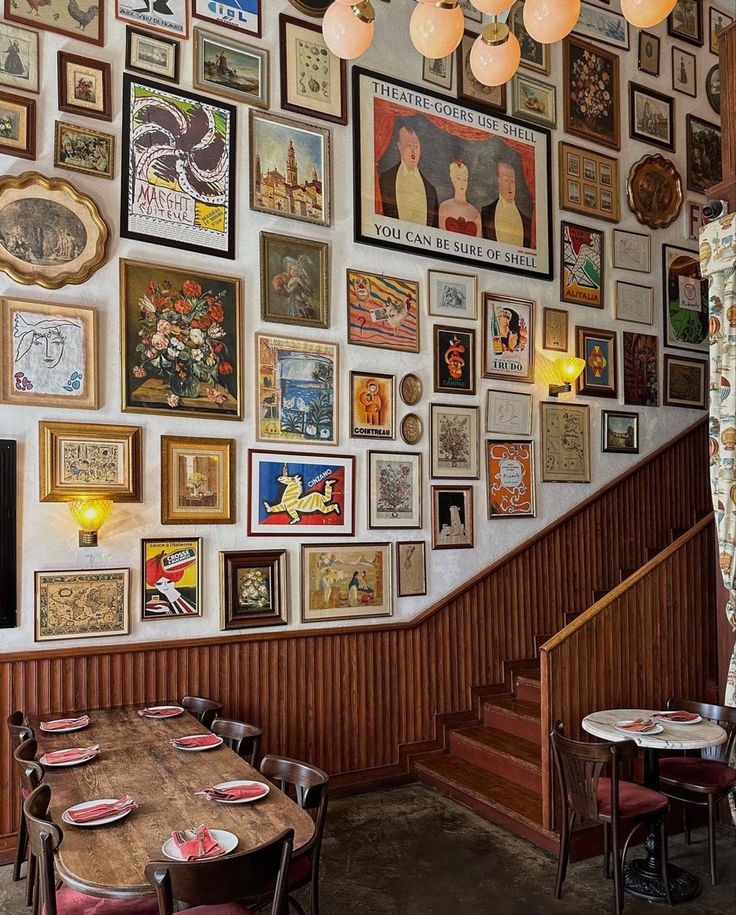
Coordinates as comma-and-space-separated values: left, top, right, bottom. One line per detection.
0, 440, 16, 630
161, 435, 235, 525
431, 485, 474, 550
430, 403, 480, 479
509, 1, 550, 75
485, 390, 533, 437
511, 73, 556, 129
368, 450, 422, 529
613, 229, 651, 273
434, 325, 475, 395
301, 542, 393, 623
279, 14, 347, 125
54, 122, 115, 181
457, 29, 506, 111
35, 569, 129, 642
220, 550, 287, 630
141, 538, 202, 621
126, 26, 180, 84
350, 371, 395, 440
396, 541, 427, 598
347, 270, 420, 353
638, 30, 660, 76
623, 332, 658, 408
194, 26, 267, 107
629, 82, 675, 152
193, 0, 261, 37
57, 52, 112, 122
672, 46, 696, 98
662, 244, 708, 353
601, 411, 639, 454
663, 354, 707, 409
576, 326, 618, 399
563, 37, 620, 151
559, 142, 620, 223
560, 221, 604, 309
0, 90, 35, 160
4, 0, 104, 47
543, 307, 569, 352
574, 2, 630, 50
0, 20, 38, 94
686, 115, 722, 195
428, 269, 477, 321
485, 440, 536, 518
260, 232, 329, 329
668, 1, 704, 47
540, 401, 591, 483
615, 281, 653, 326
115, 0, 189, 39
483, 293, 535, 383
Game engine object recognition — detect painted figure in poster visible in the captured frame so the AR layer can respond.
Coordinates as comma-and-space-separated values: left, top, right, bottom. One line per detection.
144, 544, 198, 616
445, 335, 466, 379
481, 162, 531, 247
493, 305, 527, 354
378, 121, 439, 227
357, 378, 383, 426
262, 463, 340, 525
439, 160, 481, 236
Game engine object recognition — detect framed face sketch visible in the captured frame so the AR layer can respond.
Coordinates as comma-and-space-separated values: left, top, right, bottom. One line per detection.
456, 29, 506, 111
486, 440, 536, 518
623, 332, 658, 408
301, 542, 393, 623
482, 293, 535, 383
423, 54, 453, 91
486, 390, 532, 437
161, 435, 235, 525
672, 47, 696, 98
629, 83, 674, 152
686, 115, 722, 195
396, 541, 427, 598
638, 31, 660, 76
430, 402, 480, 478
220, 550, 287, 630
116, 0, 189, 38
4, 0, 104, 47
351, 371, 395, 440
0, 21, 38, 94
662, 244, 707, 353
509, 1, 550, 75
260, 232, 329, 329
193, 0, 261, 37
602, 411, 639, 455
0, 90, 35, 160
663, 354, 707, 409
560, 222, 604, 309
126, 27, 180, 83
141, 538, 202, 620
563, 37, 620, 151
540, 401, 591, 483
576, 326, 617, 399
57, 52, 111, 122
35, 569, 129, 642
368, 451, 422, 529
668, 0, 703, 46
559, 142, 619, 223
543, 307, 568, 352
431, 485, 474, 550
279, 14, 346, 125
613, 229, 651, 273
347, 270, 419, 353
615, 281, 653, 326
194, 27, 267, 107
434, 325, 475, 395
428, 269, 477, 320
55, 122, 115, 181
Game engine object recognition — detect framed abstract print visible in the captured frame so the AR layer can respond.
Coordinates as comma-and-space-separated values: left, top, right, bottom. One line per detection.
0, 440, 16, 629
347, 270, 419, 353
686, 115, 722, 195
120, 259, 242, 420
457, 29, 506, 112
430, 402, 480, 479
613, 229, 650, 273
261, 232, 328, 329
663, 354, 707, 409
161, 435, 235, 525
353, 67, 553, 280
601, 411, 639, 455
4, 0, 103, 47
220, 550, 287, 630
423, 54, 453, 92
706, 64, 721, 115
122, 75, 236, 259
559, 142, 620, 223
638, 31, 660, 76
0, 21, 38, 94
142, 538, 201, 620
396, 541, 427, 598
280, 14, 346, 125
560, 222, 603, 309
709, 7, 733, 54
623, 332, 658, 408
629, 83, 674, 153
615, 281, 653, 326
543, 307, 568, 352
431, 485, 474, 550
35, 569, 129, 642
368, 451, 422, 529
126, 27, 180, 84
0, 297, 97, 410
116, 0, 189, 39
672, 47, 696, 98
576, 327, 617, 399
540, 402, 591, 484
485, 390, 532, 437
57, 52, 111, 122
509, 2, 550, 75
668, 0, 703, 46
194, 27, 268, 108
55, 122, 115, 181
193, 0, 261, 37
350, 372, 395, 440
39, 421, 141, 503
256, 334, 338, 446
574, 2, 629, 50
662, 245, 707, 353
0, 91, 35, 160
485, 440, 536, 518
511, 74, 556, 129
563, 37, 620, 151
428, 269, 477, 321
434, 326, 475, 395
301, 542, 393, 623
482, 293, 535, 383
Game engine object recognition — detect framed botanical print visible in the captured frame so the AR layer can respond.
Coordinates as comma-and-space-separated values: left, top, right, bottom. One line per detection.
0, 440, 16, 630
576, 326, 617, 399
4, 0, 104, 47
279, 14, 346, 125
560, 222, 603, 309
563, 37, 620, 151
482, 293, 535, 383
120, 259, 242, 420
615, 281, 653, 326
35, 569, 129, 642
511, 74, 556, 129
668, 1, 703, 47
55, 122, 115, 181
220, 550, 287, 630
602, 411, 639, 455
351, 372, 395, 440
457, 29, 506, 111
543, 307, 568, 352
423, 54, 453, 91
686, 115, 722, 195
260, 232, 329, 329
559, 142, 620, 223
540, 402, 591, 484
57, 52, 111, 122
428, 270, 477, 321
623, 332, 658, 408
672, 47, 696, 98
485, 440, 536, 518
629, 83, 675, 152
430, 403, 480, 479
0, 21, 38, 94
663, 354, 707, 409
116, 0, 189, 39
126, 27, 180, 84
396, 541, 427, 598
368, 451, 422, 529
301, 542, 393, 623
434, 326, 475, 395
39, 421, 141, 502
509, 1, 550, 75
431, 485, 474, 550
574, 2, 629, 50
638, 31, 660, 76
194, 27, 267, 107
161, 435, 235, 525
1, 297, 97, 410
710, 7, 733, 55
193, 0, 261, 37
486, 391, 532, 437
613, 229, 650, 273
662, 245, 707, 353
142, 538, 201, 620
347, 270, 419, 353
0, 90, 35, 160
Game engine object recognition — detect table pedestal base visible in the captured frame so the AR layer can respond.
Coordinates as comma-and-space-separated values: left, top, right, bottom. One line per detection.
624, 858, 701, 904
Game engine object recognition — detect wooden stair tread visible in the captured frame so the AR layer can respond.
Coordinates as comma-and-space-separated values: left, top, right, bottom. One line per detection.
518, 667, 540, 683
452, 725, 541, 770
485, 696, 541, 721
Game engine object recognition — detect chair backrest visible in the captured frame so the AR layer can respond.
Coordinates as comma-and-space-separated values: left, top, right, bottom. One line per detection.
260, 754, 329, 861
667, 697, 736, 763
180, 696, 223, 729
145, 829, 294, 915
210, 718, 262, 767
23, 785, 63, 915
7, 710, 33, 750
14, 738, 43, 795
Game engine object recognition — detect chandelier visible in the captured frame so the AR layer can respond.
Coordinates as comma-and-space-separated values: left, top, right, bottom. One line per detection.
323, 0, 678, 86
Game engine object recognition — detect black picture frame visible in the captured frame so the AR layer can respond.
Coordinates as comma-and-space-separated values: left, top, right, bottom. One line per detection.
667, 1, 703, 47
671, 46, 697, 98
637, 30, 660, 76
629, 82, 675, 153
601, 411, 639, 454
0, 440, 17, 629
433, 325, 476, 395
125, 26, 180, 84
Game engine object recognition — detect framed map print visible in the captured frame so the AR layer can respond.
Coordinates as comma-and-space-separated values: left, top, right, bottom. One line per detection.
430, 403, 480, 479
485, 440, 535, 518
347, 270, 419, 353
368, 451, 422, 529
116, 0, 189, 39
4, 0, 103, 47
482, 293, 535, 383
560, 222, 603, 309
35, 569, 129, 642
662, 244, 707, 352
663, 354, 707, 409
540, 402, 591, 483
301, 542, 393, 623
350, 371, 395, 440
279, 14, 347, 125
161, 435, 235, 525
194, 0, 261, 36
220, 550, 287, 631
576, 326, 617, 399
141, 538, 201, 620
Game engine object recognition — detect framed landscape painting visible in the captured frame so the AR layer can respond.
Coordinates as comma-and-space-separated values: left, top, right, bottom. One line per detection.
116, 0, 189, 38
0, 21, 38, 94
142, 538, 202, 620
301, 542, 393, 623
220, 550, 287, 630
260, 232, 328, 329
576, 326, 617, 399
668, 0, 703, 47
396, 541, 427, 598
194, 27, 268, 107
629, 83, 674, 152
434, 326, 475, 395
4, 0, 103, 47
602, 411, 639, 454
347, 270, 419, 353
623, 332, 658, 408
350, 371, 395, 440
561, 222, 603, 309
368, 451, 422, 529
280, 14, 347, 125
483, 293, 535, 383
35, 569, 128, 642
430, 403, 480, 479
486, 440, 536, 518
161, 435, 235, 525
662, 245, 707, 353
540, 402, 591, 483
663, 354, 707, 409
193, 0, 261, 37
563, 37, 620, 151
431, 485, 474, 550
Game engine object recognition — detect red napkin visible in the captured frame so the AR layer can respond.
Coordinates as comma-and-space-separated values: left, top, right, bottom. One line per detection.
171, 734, 221, 749
617, 719, 657, 733
40, 715, 89, 731
66, 796, 137, 824
172, 826, 224, 861
654, 711, 700, 723
43, 745, 99, 764
203, 783, 268, 801
138, 707, 181, 718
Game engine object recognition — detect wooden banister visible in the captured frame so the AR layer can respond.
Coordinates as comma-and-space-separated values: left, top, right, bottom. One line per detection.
707, 20, 735, 210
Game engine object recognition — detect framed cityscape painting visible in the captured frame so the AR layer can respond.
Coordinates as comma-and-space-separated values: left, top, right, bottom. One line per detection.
368, 451, 422, 529
116, 0, 189, 39
430, 403, 480, 479
194, 27, 268, 107
350, 371, 395, 440
434, 326, 475, 395
35, 569, 129, 642
54, 122, 115, 181
260, 232, 329, 329
601, 411, 639, 455
279, 14, 346, 125
396, 541, 427, 598
431, 485, 474, 550
662, 245, 707, 353
220, 550, 287, 631
623, 332, 658, 408
563, 37, 620, 151
576, 326, 617, 399
193, 0, 261, 37
142, 538, 202, 620
560, 222, 603, 309
540, 402, 591, 483
301, 542, 393, 623
0, 20, 38, 93
663, 354, 707, 409
347, 270, 419, 353
486, 440, 536, 518
4, 0, 104, 47
161, 435, 235, 525
629, 83, 675, 152
482, 293, 535, 383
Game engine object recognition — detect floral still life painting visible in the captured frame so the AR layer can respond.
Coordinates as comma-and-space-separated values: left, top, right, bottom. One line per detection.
430, 403, 479, 478
301, 543, 393, 622
220, 550, 287, 631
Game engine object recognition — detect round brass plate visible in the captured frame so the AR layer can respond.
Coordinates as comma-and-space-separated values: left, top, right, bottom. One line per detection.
288, 0, 331, 17
626, 154, 683, 230
401, 413, 423, 446
399, 373, 422, 406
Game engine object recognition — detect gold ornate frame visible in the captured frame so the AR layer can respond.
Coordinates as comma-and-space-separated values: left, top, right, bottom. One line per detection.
161, 435, 236, 525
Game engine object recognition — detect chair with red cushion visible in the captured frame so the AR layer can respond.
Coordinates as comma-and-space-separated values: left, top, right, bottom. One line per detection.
210, 718, 262, 767
658, 697, 736, 885
551, 721, 671, 913
14, 738, 43, 909
8, 711, 34, 886
180, 696, 223, 729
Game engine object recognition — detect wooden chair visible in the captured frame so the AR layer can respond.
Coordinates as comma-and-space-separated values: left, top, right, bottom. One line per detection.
210, 718, 263, 767
550, 721, 671, 913
181, 696, 223, 729
14, 738, 43, 909
7, 711, 34, 885
658, 697, 736, 885
145, 828, 294, 915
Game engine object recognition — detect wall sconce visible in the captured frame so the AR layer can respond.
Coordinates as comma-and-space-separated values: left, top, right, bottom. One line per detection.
69, 499, 113, 548
549, 356, 586, 397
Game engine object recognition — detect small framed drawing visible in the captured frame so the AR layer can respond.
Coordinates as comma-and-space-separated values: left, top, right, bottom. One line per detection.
280, 14, 347, 125
0, 20, 38, 94
668, 1, 703, 47
623, 332, 658, 407
540, 401, 591, 484
351, 371, 395, 440
260, 232, 328, 329
220, 550, 287, 630
629, 83, 675, 152
672, 47, 696, 98
368, 451, 422, 529
638, 31, 660, 76
396, 541, 427, 598
560, 222, 604, 309
434, 326, 475, 395
710, 7, 734, 55
193, 0, 261, 37
430, 403, 480, 479
0, 90, 35, 159
511, 73, 556, 129
543, 307, 568, 352
662, 244, 707, 352
116, 0, 189, 39
613, 229, 651, 273
126, 27, 180, 83
57, 52, 111, 122
1, 297, 97, 410
663, 354, 707, 409
486, 391, 532, 437
615, 282, 653, 326
576, 327, 618, 399
486, 440, 536, 518
428, 269, 477, 321
482, 293, 535, 383
301, 542, 393, 623
423, 54, 453, 91
686, 115, 722, 195
35, 569, 129, 642
160, 435, 235, 525
194, 27, 267, 107
431, 485, 474, 550
54, 122, 115, 180
457, 29, 506, 111
141, 538, 202, 620
559, 142, 620, 223
601, 411, 639, 455
347, 270, 419, 353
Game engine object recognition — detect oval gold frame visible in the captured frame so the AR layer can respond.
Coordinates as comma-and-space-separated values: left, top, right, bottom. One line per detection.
401, 413, 423, 446
626, 155, 683, 230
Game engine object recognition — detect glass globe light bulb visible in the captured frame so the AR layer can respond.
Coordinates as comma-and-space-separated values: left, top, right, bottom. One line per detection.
620, 0, 677, 29
469, 23, 520, 87
323, 1, 375, 60
523, 0, 581, 43
410, 2, 465, 59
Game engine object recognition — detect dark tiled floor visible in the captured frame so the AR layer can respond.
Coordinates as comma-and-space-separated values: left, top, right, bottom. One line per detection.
1, 784, 733, 913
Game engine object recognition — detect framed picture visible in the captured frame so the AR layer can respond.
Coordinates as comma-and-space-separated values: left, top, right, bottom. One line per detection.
638, 31, 660, 76
193, 27, 266, 107
668, 0, 703, 46
260, 232, 328, 329
288, 0, 331, 16
574, 2, 629, 49
613, 229, 651, 273
161, 435, 235, 525
434, 325, 475, 395
4, 0, 103, 47
423, 54, 453, 91
0, 440, 16, 630
540, 401, 591, 483
39, 421, 141, 503
54, 122, 114, 180
710, 7, 734, 55
353, 67, 553, 280
122, 75, 236, 259
0, 90, 35, 160
347, 270, 419, 353
396, 541, 427, 598
35, 569, 129, 642
430, 402, 480, 478
623, 332, 658, 407
142, 538, 201, 620
686, 201, 705, 241
511, 74, 556, 129
576, 326, 617, 399
431, 485, 474, 549
485, 390, 532, 437
543, 307, 568, 352
626, 154, 683, 230
351, 371, 395, 440
126, 27, 180, 83
663, 354, 707, 409
486, 440, 536, 518
279, 14, 346, 125
559, 142, 620, 223
193, 0, 261, 36
368, 450, 422, 529
120, 259, 242, 420
509, 1, 550, 75
220, 550, 287, 630
560, 222, 603, 309
563, 37, 620, 151
629, 83, 674, 152
401, 413, 423, 446
0, 21, 38, 93
459, 0, 482, 24
457, 29, 506, 111
615, 281, 653, 326
58, 52, 111, 122
116, 0, 189, 38
428, 269, 477, 320
482, 293, 535, 383
662, 244, 707, 353
706, 64, 721, 115
672, 47, 696, 97
686, 115, 722, 195
301, 542, 393, 623
0, 297, 97, 410
602, 411, 639, 454
255, 333, 338, 445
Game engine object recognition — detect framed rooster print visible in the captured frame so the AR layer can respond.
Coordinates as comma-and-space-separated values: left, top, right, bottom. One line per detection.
4, 0, 104, 47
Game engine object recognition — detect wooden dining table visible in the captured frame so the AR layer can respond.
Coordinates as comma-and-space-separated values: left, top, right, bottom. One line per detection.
29, 705, 315, 900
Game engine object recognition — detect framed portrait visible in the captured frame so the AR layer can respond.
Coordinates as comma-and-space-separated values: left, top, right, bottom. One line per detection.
193, 0, 261, 36
434, 325, 475, 395
629, 83, 674, 152
0, 440, 16, 629
279, 14, 346, 125
431, 485, 474, 550
511, 74, 556, 129
35, 569, 129, 642
602, 411, 639, 455
430, 402, 480, 478
540, 401, 591, 484
353, 67, 553, 280
401, 413, 423, 446
563, 37, 620, 151
194, 26, 267, 107
39, 421, 141, 503
142, 538, 201, 620
4, 0, 103, 47
0, 90, 35, 160
486, 390, 532, 437
351, 371, 395, 440
576, 326, 617, 399
638, 31, 660, 76
301, 542, 393, 623
457, 29, 506, 111
615, 281, 653, 326
574, 2, 629, 50
710, 7, 733, 55
482, 293, 535, 383
706, 64, 721, 115
54, 122, 114, 181
543, 307, 568, 352
368, 450, 422, 529
126, 27, 180, 84
668, 0, 703, 45
662, 244, 707, 353
613, 229, 651, 273
161, 435, 235, 525
396, 541, 427, 598
560, 222, 604, 309
509, 2, 550, 75
686, 115, 722, 195
0, 297, 97, 410
116, 0, 189, 38
0, 21, 38, 94
122, 75, 236, 259
120, 259, 242, 420
220, 550, 287, 631
423, 54, 453, 92
57, 52, 111, 122
559, 142, 620, 223
663, 354, 707, 409
623, 332, 658, 408
626, 154, 683, 230
428, 269, 477, 320
260, 232, 328, 329
255, 333, 338, 446
672, 47, 696, 98
486, 440, 536, 518
347, 270, 419, 353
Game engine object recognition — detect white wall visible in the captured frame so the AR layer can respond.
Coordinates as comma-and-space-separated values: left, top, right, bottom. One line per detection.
0, 2, 721, 652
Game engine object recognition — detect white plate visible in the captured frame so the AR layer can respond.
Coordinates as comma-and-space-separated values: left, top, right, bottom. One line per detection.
208, 780, 271, 804
613, 721, 663, 735
171, 734, 224, 752
40, 752, 97, 768
139, 705, 184, 718
40, 719, 90, 734
62, 799, 134, 828
161, 829, 237, 861
654, 713, 702, 726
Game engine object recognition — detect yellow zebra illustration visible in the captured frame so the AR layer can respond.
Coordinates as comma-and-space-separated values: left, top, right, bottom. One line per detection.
263, 464, 341, 524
